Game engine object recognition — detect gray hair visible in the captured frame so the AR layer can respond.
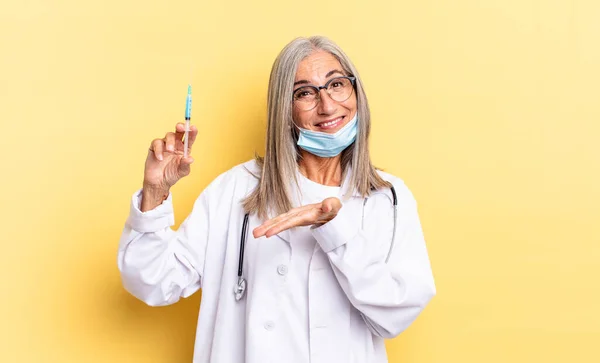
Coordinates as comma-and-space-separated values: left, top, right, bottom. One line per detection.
243, 36, 390, 219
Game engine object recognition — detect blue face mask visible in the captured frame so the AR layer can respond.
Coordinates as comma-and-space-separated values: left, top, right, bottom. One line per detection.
296, 114, 358, 158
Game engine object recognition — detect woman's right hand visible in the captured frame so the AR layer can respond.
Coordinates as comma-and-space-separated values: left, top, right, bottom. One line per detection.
140, 123, 198, 211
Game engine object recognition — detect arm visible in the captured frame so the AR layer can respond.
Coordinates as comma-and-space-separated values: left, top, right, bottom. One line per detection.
311, 182, 436, 338
117, 187, 211, 307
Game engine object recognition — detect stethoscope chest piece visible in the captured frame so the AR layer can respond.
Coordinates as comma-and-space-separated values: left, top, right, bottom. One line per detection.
234, 276, 247, 301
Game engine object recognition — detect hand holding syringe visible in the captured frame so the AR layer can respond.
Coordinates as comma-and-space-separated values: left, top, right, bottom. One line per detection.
141, 84, 197, 211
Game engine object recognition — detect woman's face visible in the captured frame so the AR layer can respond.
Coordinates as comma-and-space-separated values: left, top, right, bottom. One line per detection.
292, 50, 357, 133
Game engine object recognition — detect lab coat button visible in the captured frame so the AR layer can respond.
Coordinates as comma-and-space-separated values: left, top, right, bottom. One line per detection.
264, 321, 275, 331
277, 264, 288, 275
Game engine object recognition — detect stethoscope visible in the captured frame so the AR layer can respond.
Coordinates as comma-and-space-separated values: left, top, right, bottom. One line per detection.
234, 186, 398, 301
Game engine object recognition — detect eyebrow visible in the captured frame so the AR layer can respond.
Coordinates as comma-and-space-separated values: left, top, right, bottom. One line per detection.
293, 69, 345, 87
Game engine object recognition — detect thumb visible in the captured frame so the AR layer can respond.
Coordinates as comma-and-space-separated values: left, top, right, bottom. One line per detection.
178, 156, 194, 176
322, 197, 342, 214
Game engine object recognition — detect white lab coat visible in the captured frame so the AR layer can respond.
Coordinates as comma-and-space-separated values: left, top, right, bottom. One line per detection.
118, 160, 436, 363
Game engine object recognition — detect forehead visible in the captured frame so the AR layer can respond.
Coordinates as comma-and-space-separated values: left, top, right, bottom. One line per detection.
295, 50, 343, 82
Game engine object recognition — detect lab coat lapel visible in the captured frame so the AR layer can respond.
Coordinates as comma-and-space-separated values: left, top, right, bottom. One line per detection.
270, 170, 305, 244
275, 229, 292, 243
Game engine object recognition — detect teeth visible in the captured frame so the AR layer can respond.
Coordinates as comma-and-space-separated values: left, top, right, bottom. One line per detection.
320, 118, 341, 127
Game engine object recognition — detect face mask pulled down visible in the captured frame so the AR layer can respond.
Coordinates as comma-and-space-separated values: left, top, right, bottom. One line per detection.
296, 114, 358, 158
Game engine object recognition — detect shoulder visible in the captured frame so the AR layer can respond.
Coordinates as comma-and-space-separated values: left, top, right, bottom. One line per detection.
215, 159, 260, 181
375, 169, 418, 208
203, 159, 260, 198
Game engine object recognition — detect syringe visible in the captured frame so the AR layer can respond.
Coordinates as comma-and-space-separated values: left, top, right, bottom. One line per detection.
184, 84, 192, 158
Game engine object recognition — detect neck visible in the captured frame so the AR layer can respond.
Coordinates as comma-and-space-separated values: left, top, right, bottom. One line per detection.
298, 150, 343, 186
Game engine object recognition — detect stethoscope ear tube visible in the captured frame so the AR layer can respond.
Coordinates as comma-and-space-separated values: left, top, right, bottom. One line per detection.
385, 186, 398, 263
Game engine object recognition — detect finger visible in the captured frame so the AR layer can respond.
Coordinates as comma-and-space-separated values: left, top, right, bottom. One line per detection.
175, 123, 186, 140
254, 215, 295, 238
187, 125, 198, 149
321, 197, 342, 214
178, 155, 194, 177
175, 123, 196, 153
259, 205, 320, 237
164, 132, 176, 152
253, 213, 293, 238
254, 212, 294, 235
150, 139, 165, 161
264, 208, 319, 238
263, 218, 299, 238
313, 198, 342, 225
252, 204, 316, 238
180, 155, 194, 165
252, 225, 276, 238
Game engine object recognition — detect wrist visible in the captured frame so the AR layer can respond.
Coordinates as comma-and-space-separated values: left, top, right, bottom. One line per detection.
141, 183, 170, 212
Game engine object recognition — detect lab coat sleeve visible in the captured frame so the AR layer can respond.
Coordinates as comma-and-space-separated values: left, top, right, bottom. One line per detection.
311, 180, 436, 338
117, 186, 211, 307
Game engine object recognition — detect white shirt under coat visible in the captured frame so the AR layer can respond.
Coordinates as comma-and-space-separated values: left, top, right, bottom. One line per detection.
117, 160, 436, 363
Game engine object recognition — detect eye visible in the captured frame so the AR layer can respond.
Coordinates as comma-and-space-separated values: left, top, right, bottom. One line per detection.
294, 87, 317, 100
329, 77, 349, 90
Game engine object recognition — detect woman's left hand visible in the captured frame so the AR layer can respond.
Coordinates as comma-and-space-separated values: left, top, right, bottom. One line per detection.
253, 197, 342, 238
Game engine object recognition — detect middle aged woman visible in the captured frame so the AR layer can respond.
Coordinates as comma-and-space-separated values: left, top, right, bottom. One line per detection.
118, 36, 436, 363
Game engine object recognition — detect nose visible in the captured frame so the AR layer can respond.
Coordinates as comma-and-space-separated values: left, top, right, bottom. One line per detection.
316, 89, 337, 115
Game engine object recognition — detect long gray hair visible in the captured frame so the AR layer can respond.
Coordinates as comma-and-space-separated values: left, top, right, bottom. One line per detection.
243, 36, 390, 219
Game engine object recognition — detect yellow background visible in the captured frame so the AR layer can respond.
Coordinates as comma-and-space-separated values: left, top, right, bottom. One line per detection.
1, 0, 599, 362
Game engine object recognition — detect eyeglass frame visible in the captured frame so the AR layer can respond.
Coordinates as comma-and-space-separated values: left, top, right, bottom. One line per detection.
292, 76, 357, 110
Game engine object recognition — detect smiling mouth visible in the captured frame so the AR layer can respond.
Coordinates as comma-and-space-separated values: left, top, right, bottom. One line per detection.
315, 116, 345, 129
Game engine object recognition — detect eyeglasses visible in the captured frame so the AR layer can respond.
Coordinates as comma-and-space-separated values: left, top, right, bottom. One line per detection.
292, 76, 356, 111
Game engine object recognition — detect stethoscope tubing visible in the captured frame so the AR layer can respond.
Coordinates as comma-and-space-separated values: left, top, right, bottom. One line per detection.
235, 186, 398, 300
